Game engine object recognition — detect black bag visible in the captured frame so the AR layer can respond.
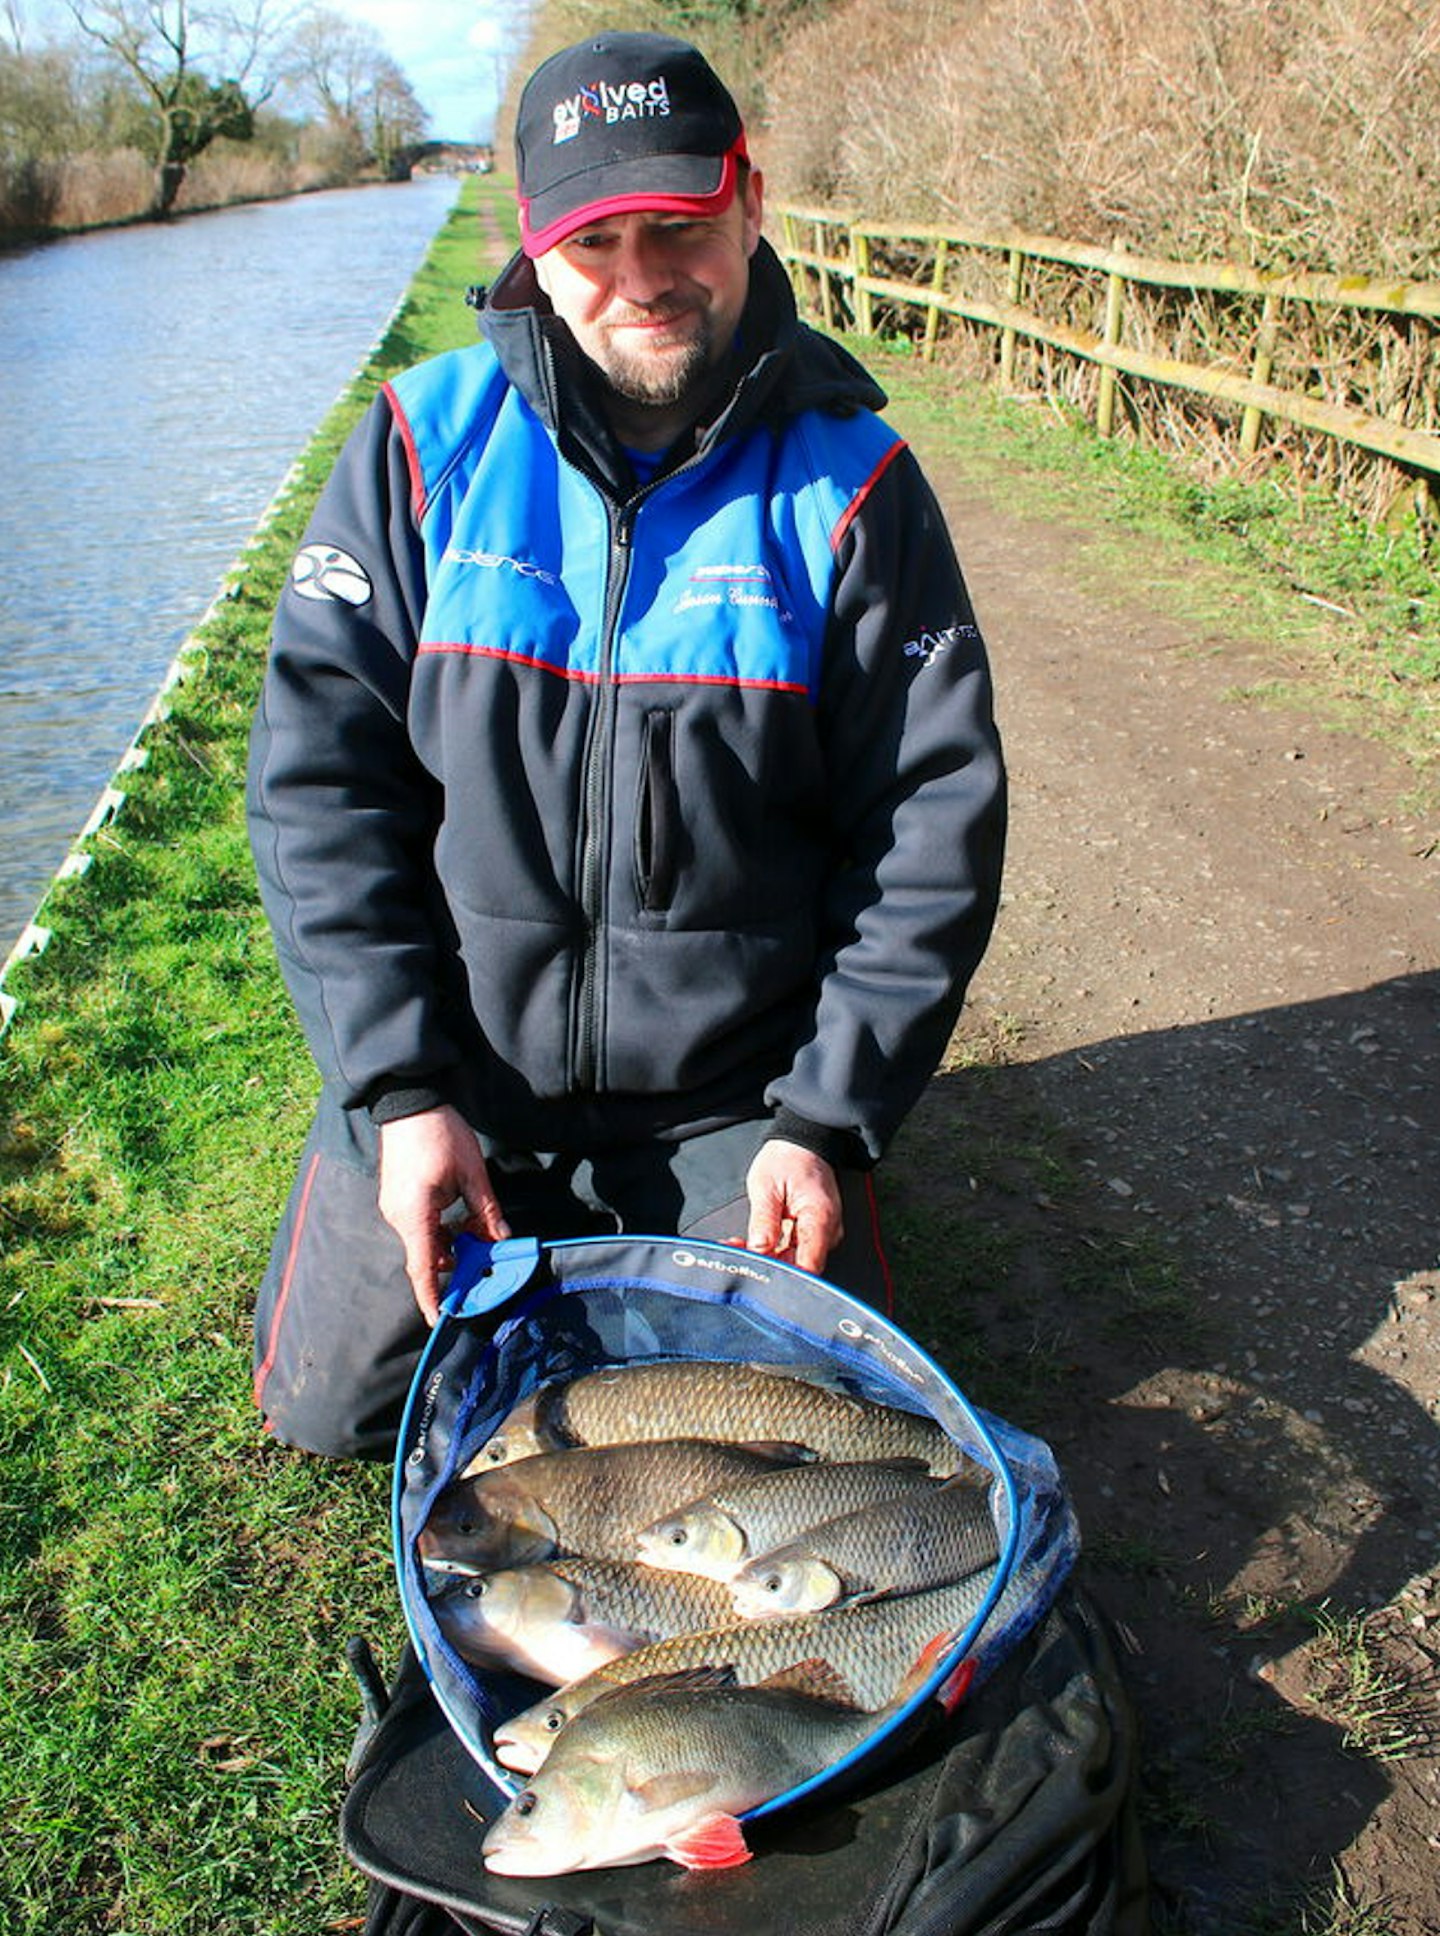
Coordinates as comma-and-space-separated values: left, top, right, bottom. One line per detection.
341, 1579, 1149, 1936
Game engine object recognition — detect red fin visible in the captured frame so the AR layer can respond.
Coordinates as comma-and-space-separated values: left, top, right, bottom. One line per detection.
665, 1811, 753, 1870
893, 1629, 967, 1706
936, 1657, 976, 1714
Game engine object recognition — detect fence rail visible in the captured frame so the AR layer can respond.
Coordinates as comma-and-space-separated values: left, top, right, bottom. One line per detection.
774, 206, 1440, 494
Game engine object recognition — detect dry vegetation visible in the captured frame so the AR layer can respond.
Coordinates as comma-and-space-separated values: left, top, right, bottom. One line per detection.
506, 1, 1440, 522
760, 0, 1440, 278
512, 1, 1440, 278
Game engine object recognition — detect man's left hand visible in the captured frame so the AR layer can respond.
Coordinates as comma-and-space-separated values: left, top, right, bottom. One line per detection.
745, 1139, 843, 1275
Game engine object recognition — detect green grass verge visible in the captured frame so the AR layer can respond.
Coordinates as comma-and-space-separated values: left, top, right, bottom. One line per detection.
0, 175, 510, 1936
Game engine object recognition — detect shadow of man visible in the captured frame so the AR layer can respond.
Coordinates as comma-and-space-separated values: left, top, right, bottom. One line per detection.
882, 968, 1440, 1930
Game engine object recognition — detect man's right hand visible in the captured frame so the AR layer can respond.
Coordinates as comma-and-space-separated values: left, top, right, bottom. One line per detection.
377, 1104, 512, 1325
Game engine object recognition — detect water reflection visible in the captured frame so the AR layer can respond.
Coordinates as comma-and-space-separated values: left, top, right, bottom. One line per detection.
0, 175, 462, 954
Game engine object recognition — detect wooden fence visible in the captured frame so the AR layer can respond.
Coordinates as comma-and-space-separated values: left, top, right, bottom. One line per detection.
774, 206, 1440, 502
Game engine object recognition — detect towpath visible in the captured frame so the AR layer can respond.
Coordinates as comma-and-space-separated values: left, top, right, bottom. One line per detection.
889, 394, 1440, 1932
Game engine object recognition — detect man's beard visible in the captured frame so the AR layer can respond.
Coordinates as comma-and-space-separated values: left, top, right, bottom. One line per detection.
595, 309, 717, 409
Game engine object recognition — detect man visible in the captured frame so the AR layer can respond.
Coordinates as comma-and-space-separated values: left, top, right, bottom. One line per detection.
246, 30, 1006, 1460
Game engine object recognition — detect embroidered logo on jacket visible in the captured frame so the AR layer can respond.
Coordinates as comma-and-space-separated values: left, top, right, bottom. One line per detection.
903, 621, 981, 666
291, 544, 372, 606
442, 546, 559, 586
673, 563, 791, 622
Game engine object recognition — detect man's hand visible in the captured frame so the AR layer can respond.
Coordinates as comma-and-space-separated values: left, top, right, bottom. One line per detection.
745, 1139, 843, 1276
378, 1105, 511, 1325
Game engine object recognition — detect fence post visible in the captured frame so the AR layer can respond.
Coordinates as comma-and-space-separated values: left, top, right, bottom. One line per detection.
1096, 267, 1126, 436
1000, 246, 1024, 386
923, 237, 950, 361
1240, 292, 1280, 457
781, 209, 806, 309
814, 215, 835, 331
853, 224, 874, 336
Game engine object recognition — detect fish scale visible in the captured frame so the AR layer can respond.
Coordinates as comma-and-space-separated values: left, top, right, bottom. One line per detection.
729, 1475, 1001, 1615
475, 1358, 978, 1479
421, 1438, 800, 1571
492, 1569, 992, 1774
636, 1454, 944, 1579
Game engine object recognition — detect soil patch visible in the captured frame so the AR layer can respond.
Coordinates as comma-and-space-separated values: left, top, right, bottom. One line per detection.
885, 423, 1440, 1931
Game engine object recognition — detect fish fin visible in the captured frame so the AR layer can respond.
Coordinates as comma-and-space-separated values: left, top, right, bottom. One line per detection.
631, 1768, 718, 1810
894, 1630, 966, 1707
737, 1439, 821, 1463
756, 1656, 864, 1708
936, 1657, 976, 1714
665, 1812, 753, 1871
586, 1665, 739, 1711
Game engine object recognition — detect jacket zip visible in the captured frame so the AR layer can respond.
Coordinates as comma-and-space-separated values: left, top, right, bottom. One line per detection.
573, 499, 634, 1091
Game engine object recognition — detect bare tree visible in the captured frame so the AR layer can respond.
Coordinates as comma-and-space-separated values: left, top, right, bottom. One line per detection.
64, 0, 290, 215
286, 5, 427, 177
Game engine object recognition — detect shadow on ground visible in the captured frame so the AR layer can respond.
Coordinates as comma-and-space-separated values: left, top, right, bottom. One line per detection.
884, 969, 1440, 1930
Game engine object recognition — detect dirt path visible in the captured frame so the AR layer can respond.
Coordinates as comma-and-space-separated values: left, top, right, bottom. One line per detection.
888, 424, 1440, 1931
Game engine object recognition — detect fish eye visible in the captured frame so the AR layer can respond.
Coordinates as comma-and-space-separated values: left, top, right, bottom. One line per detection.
482, 1441, 506, 1464
761, 1573, 784, 1594
514, 1791, 538, 1817
667, 1526, 688, 1547
464, 1579, 487, 1599
543, 1709, 565, 1733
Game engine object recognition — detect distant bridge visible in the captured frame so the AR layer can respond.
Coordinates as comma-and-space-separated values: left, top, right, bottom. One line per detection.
392, 141, 494, 180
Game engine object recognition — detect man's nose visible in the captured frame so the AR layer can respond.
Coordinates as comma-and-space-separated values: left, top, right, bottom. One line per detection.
614, 231, 678, 304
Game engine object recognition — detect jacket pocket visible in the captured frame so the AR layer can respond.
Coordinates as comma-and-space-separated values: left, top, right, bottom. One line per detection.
634, 707, 678, 914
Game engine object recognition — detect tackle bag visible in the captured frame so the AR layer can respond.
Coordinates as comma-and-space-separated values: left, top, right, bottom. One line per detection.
341, 1232, 1147, 1932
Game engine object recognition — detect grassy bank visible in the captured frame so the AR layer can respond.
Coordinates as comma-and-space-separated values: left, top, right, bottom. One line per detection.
0, 176, 500, 1936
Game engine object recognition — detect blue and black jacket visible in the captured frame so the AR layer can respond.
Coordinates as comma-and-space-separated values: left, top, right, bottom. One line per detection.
247, 242, 1006, 1171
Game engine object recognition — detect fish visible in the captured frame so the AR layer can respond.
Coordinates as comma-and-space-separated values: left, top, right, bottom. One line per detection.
482, 1642, 949, 1876
727, 1476, 1001, 1617
466, 1357, 976, 1479
426, 1557, 741, 1686
418, 1439, 800, 1573
492, 1569, 993, 1775
635, 1455, 942, 1581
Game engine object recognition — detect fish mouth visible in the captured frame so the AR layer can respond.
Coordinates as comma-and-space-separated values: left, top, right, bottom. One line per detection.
492, 1734, 544, 1776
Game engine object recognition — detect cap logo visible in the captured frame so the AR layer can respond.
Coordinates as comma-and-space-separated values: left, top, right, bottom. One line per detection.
552, 75, 671, 143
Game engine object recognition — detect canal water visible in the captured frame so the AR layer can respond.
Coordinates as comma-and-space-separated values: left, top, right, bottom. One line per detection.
0, 173, 463, 958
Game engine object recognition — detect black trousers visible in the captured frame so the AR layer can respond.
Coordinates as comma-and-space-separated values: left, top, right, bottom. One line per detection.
252, 1092, 894, 1461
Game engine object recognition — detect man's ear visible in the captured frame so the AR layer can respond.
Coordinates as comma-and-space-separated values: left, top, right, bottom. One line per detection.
742, 168, 765, 256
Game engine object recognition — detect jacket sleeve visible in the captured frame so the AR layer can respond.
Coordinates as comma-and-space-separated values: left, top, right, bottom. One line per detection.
765, 443, 1007, 1168
246, 388, 461, 1118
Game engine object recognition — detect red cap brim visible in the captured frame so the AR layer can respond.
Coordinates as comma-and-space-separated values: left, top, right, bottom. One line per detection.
520, 140, 747, 258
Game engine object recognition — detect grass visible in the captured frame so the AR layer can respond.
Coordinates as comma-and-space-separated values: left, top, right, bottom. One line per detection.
2, 177, 1431, 1933
0, 174, 506, 1936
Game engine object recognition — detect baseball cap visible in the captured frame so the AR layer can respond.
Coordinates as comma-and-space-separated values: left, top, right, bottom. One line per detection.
515, 31, 748, 258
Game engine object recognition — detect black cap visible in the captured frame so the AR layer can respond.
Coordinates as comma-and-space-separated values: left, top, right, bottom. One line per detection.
515, 32, 747, 257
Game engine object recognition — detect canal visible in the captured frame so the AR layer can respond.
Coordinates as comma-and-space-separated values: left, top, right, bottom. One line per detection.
0, 173, 462, 957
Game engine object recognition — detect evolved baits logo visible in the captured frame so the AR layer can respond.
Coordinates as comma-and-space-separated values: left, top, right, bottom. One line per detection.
291, 543, 372, 606
552, 74, 671, 143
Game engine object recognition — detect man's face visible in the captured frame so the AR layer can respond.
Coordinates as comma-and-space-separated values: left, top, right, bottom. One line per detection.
534, 171, 764, 415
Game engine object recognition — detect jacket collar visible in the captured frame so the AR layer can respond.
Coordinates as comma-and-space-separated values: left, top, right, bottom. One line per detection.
473, 238, 886, 491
